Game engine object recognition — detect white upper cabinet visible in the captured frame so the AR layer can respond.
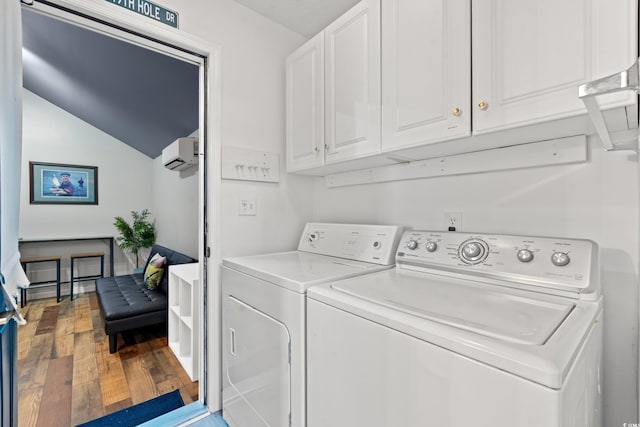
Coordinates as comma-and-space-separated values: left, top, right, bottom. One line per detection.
472, 0, 637, 134
381, 0, 471, 152
286, 33, 325, 172
324, 0, 381, 164
285, 0, 637, 175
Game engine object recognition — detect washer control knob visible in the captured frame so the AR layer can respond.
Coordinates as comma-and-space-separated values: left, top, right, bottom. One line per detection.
551, 252, 570, 267
406, 240, 418, 250
425, 241, 438, 252
517, 249, 534, 263
459, 239, 489, 264
462, 242, 483, 259
308, 232, 319, 243
373, 240, 382, 250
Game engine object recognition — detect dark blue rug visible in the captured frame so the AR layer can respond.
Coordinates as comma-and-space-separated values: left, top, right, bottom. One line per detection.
76, 389, 185, 427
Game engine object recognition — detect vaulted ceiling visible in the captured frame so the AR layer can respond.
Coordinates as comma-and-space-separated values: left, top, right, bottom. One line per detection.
22, 8, 199, 159
21, 1, 359, 158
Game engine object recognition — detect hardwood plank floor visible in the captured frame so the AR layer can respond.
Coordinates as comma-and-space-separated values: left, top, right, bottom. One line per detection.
18, 293, 199, 427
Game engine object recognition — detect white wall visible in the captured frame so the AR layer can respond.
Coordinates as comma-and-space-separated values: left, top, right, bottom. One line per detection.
20, 90, 155, 278
20, 90, 154, 238
311, 139, 639, 426
157, 0, 315, 258
151, 156, 199, 259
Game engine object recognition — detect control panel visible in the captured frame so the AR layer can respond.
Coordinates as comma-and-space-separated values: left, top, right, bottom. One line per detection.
397, 230, 598, 295
298, 223, 403, 265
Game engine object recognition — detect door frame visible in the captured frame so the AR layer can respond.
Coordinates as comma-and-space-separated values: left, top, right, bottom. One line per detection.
20, 0, 223, 412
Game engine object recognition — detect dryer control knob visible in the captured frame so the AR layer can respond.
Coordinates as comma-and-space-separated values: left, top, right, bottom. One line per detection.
425, 241, 438, 252
406, 240, 418, 250
517, 249, 534, 263
551, 252, 570, 267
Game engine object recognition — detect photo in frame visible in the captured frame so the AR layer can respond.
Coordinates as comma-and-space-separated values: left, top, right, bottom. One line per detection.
29, 162, 98, 205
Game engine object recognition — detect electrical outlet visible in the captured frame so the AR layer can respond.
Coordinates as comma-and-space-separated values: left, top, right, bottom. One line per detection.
239, 199, 257, 216
444, 212, 462, 231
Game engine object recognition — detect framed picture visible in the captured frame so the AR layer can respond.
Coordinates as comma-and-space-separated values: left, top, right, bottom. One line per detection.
29, 162, 98, 205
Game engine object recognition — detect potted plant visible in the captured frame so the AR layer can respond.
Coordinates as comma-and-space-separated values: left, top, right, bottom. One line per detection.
114, 209, 156, 269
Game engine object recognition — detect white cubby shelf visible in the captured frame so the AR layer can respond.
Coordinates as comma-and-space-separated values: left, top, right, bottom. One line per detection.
168, 262, 200, 381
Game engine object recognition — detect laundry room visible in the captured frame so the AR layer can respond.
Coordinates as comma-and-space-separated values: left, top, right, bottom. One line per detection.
0, 0, 638, 427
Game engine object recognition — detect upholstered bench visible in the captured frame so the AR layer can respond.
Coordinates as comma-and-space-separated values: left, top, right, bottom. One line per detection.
95, 244, 196, 353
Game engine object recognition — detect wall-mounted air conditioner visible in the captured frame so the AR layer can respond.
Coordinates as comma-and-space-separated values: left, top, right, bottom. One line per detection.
163, 137, 199, 171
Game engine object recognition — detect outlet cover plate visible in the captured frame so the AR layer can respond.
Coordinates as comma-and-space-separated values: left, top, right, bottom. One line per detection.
444, 212, 462, 230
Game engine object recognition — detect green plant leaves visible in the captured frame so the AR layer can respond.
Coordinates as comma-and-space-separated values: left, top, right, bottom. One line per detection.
114, 209, 156, 268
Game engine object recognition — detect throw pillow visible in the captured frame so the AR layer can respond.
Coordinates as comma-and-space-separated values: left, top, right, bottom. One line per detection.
144, 253, 166, 290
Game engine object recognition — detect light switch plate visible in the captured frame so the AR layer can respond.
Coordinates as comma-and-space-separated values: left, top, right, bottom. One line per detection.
239, 199, 257, 216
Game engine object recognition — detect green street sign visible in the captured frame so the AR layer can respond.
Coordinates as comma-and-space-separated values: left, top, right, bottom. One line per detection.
105, 0, 179, 28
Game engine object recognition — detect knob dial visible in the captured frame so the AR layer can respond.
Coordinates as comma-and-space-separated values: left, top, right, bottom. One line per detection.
425, 241, 438, 252
463, 242, 482, 258
372, 240, 382, 250
308, 232, 319, 243
406, 240, 418, 250
551, 252, 570, 267
517, 249, 534, 263
459, 239, 489, 264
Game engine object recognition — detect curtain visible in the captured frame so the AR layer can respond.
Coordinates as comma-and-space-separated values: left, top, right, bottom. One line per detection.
1, 0, 29, 304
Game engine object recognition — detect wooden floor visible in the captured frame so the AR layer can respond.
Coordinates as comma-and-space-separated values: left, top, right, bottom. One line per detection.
17, 293, 199, 427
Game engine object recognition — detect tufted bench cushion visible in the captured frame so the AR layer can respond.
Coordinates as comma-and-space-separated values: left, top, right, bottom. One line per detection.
97, 274, 167, 321
96, 244, 196, 353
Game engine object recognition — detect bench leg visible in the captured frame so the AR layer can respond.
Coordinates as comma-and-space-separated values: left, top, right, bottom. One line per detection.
108, 333, 118, 354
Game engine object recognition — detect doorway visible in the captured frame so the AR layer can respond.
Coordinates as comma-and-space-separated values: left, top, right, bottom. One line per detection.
16, 1, 217, 425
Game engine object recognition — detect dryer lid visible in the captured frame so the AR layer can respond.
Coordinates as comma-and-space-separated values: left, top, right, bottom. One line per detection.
331, 269, 574, 345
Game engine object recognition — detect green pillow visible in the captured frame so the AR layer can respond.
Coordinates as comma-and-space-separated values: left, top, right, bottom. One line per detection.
144, 253, 166, 290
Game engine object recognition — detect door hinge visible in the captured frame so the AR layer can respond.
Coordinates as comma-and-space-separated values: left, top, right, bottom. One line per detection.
206, 246, 211, 258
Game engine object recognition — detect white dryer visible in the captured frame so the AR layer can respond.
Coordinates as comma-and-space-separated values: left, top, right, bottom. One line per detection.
221, 223, 403, 427
307, 230, 603, 427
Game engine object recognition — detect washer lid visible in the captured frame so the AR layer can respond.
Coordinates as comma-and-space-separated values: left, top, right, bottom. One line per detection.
223, 251, 391, 293
332, 270, 574, 345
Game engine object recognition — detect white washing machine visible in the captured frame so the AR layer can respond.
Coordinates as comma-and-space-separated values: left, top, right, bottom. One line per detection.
307, 230, 603, 427
221, 223, 403, 427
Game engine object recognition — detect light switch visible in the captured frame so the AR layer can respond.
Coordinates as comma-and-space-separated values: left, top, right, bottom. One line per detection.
239, 199, 257, 216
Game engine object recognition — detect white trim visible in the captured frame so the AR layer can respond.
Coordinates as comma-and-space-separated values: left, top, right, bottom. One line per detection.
23, 0, 224, 412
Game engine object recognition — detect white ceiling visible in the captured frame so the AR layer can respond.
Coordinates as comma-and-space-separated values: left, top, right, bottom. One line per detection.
231, 0, 361, 38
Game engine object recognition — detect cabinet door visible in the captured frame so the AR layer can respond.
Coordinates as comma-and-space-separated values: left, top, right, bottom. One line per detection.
381, 0, 470, 152
286, 33, 325, 172
325, 0, 381, 164
472, 0, 636, 134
